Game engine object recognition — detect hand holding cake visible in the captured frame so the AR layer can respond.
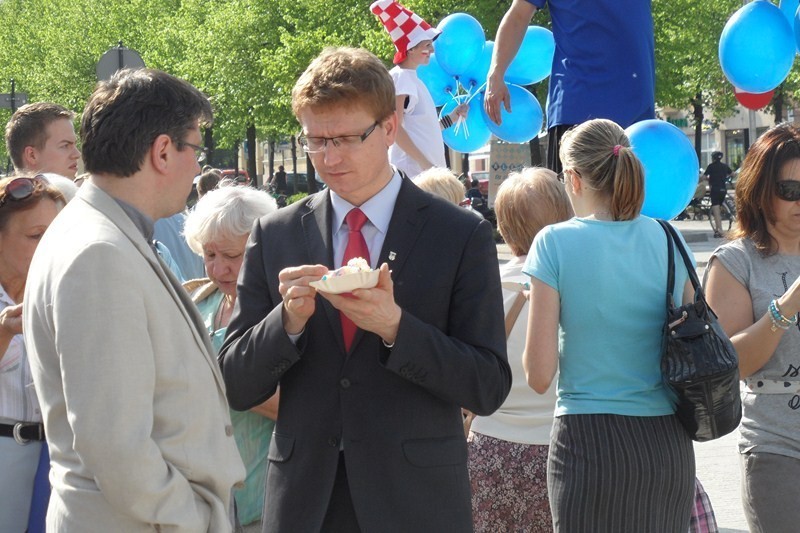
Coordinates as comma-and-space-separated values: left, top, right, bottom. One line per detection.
316, 262, 402, 344
309, 257, 380, 294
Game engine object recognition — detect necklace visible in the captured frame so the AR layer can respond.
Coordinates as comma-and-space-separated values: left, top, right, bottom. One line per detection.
586, 211, 613, 221
213, 294, 233, 332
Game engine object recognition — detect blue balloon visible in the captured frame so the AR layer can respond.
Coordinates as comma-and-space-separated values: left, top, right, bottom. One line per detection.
625, 120, 699, 220
794, 6, 800, 52
780, 0, 800, 30
418, 53, 459, 107
719, 1, 795, 93
441, 95, 492, 153
479, 85, 542, 143
505, 26, 555, 85
458, 41, 494, 94
435, 13, 485, 76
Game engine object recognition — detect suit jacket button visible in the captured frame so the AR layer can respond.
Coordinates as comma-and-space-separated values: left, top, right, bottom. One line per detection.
225, 425, 234, 436
340, 378, 351, 389
328, 437, 339, 447
234, 481, 245, 490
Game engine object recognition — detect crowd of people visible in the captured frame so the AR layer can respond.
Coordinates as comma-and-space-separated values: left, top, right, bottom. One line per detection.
0, 2, 799, 532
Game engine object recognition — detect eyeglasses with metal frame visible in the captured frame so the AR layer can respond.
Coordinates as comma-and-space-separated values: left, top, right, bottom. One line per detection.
178, 141, 208, 164
776, 180, 800, 202
0, 175, 47, 209
298, 122, 380, 153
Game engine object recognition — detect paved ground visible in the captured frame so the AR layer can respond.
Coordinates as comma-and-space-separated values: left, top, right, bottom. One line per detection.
498, 218, 749, 531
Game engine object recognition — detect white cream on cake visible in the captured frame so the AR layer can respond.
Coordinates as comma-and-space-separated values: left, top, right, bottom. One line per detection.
310, 257, 379, 294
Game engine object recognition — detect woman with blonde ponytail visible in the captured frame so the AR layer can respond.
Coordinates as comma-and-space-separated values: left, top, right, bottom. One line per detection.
522, 118, 697, 532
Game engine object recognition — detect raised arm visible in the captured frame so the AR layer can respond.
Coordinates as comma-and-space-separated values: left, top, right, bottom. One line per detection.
485, 0, 538, 125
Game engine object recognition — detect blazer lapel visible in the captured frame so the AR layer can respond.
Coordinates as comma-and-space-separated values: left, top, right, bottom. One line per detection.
301, 192, 346, 350
349, 178, 430, 351
378, 177, 430, 279
79, 183, 227, 391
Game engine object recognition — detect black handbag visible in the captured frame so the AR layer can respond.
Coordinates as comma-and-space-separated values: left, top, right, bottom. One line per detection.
658, 220, 742, 442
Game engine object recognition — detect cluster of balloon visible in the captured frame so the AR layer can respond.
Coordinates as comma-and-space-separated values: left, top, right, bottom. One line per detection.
417, 13, 554, 152
719, 0, 795, 94
625, 120, 700, 221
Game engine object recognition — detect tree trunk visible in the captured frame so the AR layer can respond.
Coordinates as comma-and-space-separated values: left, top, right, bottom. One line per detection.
308, 159, 318, 194
528, 85, 543, 166
267, 140, 275, 183
773, 85, 784, 124
246, 124, 257, 187
692, 92, 703, 164
204, 127, 214, 167
291, 136, 298, 195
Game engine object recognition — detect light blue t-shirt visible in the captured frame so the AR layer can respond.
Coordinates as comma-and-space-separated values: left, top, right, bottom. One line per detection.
523, 216, 692, 417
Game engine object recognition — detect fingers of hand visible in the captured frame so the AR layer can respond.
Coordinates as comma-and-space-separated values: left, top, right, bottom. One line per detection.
278, 264, 328, 298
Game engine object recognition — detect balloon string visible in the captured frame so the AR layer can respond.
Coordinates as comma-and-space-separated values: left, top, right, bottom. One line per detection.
454, 115, 468, 138
465, 82, 487, 105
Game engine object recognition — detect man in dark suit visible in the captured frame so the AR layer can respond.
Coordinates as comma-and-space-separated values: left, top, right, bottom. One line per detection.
219, 47, 511, 533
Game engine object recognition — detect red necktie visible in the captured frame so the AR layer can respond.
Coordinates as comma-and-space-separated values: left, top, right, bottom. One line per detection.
341, 208, 369, 351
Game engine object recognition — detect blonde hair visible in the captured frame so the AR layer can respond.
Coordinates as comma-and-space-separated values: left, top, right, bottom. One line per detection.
292, 47, 395, 121
495, 168, 574, 256
414, 167, 465, 205
559, 119, 644, 221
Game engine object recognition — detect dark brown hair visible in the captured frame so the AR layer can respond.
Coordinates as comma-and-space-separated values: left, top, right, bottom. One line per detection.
80, 68, 212, 177
731, 123, 800, 256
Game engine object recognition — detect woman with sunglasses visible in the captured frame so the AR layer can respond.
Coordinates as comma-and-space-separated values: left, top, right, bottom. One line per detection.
705, 123, 800, 532
0, 175, 66, 532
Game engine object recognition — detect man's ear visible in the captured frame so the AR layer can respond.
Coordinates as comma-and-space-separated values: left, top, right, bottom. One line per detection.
149, 134, 172, 174
22, 145, 38, 169
382, 112, 399, 147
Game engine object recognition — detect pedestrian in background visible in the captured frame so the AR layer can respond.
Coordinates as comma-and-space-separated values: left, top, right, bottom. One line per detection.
468, 168, 572, 532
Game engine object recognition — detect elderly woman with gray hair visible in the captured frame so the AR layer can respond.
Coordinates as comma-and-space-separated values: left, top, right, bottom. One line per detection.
183, 185, 278, 532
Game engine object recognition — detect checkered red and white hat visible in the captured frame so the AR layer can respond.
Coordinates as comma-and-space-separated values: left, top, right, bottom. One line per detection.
370, 0, 440, 65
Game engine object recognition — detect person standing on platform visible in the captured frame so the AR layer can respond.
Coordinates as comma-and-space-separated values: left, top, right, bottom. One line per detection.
484, 0, 655, 173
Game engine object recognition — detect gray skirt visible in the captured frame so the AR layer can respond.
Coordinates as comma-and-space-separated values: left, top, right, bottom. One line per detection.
548, 413, 694, 533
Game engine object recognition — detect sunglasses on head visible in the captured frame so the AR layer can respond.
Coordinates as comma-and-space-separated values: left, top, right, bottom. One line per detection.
776, 180, 800, 202
0, 175, 47, 209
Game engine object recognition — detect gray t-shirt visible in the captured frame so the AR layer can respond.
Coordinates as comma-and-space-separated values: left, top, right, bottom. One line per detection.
708, 238, 800, 459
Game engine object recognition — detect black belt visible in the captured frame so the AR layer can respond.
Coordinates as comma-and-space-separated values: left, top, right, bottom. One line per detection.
0, 422, 45, 444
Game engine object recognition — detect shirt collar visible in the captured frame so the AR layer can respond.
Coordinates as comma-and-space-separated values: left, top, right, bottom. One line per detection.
113, 197, 155, 244
330, 168, 403, 234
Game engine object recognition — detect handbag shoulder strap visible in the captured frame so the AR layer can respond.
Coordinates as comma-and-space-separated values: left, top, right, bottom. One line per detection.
657, 220, 703, 304
502, 281, 528, 340
658, 219, 677, 307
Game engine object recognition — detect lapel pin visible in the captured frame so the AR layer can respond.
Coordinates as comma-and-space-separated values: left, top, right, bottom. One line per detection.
388, 251, 396, 261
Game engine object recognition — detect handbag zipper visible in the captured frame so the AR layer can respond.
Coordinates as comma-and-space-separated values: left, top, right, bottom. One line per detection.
669, 310, 689, 330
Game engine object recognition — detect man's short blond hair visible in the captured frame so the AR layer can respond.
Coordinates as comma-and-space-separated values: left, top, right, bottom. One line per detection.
414, 167, 465, 205
292, 47, 395, 121
495, 168, 574, 256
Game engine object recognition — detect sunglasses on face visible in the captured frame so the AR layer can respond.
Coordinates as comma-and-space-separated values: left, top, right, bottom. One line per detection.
776, 180, 800, 202
0, 175, 47, 209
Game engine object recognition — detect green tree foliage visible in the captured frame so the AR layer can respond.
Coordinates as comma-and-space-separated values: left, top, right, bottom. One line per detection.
0, 0, 791, 169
